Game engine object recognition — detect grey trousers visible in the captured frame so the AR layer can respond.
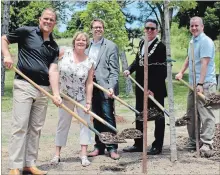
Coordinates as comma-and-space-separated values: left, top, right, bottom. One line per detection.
187, 83, 216, 145
55, 99, 92, 146
9, 79, 49, 169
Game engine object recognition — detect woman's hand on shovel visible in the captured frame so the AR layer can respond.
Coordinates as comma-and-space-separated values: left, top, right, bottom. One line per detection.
84, 102, 91, 113
52, 94, 62, 107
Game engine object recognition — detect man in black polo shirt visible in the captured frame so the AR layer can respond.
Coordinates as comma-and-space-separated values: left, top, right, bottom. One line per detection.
2, 8, 61, 175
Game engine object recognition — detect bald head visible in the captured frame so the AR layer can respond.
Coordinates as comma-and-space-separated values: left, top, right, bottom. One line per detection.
190, 16, 204, 37
190, 16, 203, 25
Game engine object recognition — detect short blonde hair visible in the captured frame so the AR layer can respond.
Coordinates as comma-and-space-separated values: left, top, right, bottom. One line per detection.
72, 31, 90, 49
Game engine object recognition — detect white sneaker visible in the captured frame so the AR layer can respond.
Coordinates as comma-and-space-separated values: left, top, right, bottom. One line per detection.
81, 156, 90, 167
50, 155, 60, 165
200, 143, 213, 153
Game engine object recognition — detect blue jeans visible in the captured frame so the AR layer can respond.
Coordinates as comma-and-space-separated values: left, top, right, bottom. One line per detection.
92, 88, 118, 152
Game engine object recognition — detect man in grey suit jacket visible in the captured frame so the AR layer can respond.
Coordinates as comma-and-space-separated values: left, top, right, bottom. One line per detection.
86, 19, 120, 160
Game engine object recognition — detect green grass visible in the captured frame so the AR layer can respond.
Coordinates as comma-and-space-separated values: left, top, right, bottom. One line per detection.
2, 70, 15, 112
2, 36, 218, 112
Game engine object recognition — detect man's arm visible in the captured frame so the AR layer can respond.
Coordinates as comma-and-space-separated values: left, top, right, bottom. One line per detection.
196, 57, 210, 93
175, 56, 189, 80
49, 63, 62, 106
1, 35, 13, 69
108, 44, 120, 92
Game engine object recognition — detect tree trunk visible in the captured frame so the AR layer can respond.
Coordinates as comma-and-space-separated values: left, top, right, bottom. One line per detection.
1, 1, 10, 96
120, 50, 133, 95
164, 0, 177, 162
217, 74, 220, 91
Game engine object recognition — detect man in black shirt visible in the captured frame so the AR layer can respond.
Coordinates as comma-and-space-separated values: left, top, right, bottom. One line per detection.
2, 8, 61, 175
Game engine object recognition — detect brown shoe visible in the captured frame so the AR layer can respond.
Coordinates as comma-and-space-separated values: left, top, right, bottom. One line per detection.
109, 151, 120, 160
9, 169, 20, 175
88, 149, 105, 157
23, 166, 47, 175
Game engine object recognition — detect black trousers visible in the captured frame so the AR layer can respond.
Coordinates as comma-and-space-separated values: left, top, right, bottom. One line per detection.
92, 87, 118, 152
134, 91, 165, 150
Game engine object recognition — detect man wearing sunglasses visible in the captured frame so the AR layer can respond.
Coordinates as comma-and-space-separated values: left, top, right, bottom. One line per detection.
123, 19, 167, 155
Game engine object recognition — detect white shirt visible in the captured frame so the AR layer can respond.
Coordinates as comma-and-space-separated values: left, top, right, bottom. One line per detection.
141, 36, 157, 56
88, 38, 104, 66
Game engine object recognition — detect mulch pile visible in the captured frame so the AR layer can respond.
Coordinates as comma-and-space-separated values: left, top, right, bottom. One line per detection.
175, 114, 189, 126
177, 123, 220, 159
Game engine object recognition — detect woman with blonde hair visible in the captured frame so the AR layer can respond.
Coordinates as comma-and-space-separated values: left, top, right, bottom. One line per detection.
51, 31, 94, 166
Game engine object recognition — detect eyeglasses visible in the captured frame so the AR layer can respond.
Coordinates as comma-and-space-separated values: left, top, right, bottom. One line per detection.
145, 27, 157, 31
92, 26, 103, 30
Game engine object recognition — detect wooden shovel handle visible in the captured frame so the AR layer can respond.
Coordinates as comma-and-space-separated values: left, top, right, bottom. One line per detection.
178, 79, 206, 101
12, 67, 128, 144
128, 75, 169, 117
93, 82, 140, 115
12, 67, 98, 133
60, 92, 118, 133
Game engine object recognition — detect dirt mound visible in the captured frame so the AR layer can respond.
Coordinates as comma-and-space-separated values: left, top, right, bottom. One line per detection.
177, 123, 220, 159
175, 114, 189, 127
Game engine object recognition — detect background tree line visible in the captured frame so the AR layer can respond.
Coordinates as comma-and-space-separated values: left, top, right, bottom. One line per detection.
1, 0, 220, 96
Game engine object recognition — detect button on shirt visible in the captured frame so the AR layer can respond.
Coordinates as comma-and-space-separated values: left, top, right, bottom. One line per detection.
188, 32, 216, 85
88, 38, 104, 66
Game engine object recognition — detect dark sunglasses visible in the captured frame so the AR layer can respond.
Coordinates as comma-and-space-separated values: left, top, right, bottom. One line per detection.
145, 27, 157, 31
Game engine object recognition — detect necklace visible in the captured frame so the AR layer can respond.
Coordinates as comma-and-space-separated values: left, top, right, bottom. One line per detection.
139, 40, 160, 66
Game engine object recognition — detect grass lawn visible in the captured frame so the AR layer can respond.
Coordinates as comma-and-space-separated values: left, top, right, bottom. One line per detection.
2, 37, 219, 113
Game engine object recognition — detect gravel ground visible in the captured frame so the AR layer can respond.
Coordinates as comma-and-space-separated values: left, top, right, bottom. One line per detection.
1, 102, 220, 174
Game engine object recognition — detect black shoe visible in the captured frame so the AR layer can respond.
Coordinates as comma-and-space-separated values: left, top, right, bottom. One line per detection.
123, 146, 143, 152
147, 147, 162, 155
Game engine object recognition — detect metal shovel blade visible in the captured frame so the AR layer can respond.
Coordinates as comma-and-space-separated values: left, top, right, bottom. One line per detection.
204, 94, 220, 108
136, 107, 164, 121
99, 132, 127, 144
117, 128, 142, 139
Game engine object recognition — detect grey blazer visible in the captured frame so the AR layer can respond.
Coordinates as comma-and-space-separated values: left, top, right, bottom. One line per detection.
86, 38, 120, 99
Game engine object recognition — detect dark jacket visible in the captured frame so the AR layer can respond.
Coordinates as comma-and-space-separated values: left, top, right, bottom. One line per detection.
127, 38, 167, 102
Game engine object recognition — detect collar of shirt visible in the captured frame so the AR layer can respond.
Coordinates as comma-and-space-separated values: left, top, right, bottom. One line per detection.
91, 37, 104, 46
148, 36, 157, 47
36, 26, 54, 41
192, 32, 204, 42
141, 36, 158, 56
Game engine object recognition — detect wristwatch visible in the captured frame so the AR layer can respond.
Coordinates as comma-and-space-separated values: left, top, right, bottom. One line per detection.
197, 83, 203, 86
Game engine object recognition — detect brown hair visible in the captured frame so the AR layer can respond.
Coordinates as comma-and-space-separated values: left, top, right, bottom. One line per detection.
72, 31, 90, 49
90, 19, 105, 29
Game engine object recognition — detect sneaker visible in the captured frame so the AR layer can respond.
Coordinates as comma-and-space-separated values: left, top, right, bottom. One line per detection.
81, 156, 90, 167
50, 155, 60, 165
200, 143, 213, 153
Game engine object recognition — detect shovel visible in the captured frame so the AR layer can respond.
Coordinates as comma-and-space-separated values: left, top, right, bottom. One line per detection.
12, 66, 126, 144
60, 92, 142, 139
178, 79, 220, 107
128, 75, 170, 117
93, 82, 141, 116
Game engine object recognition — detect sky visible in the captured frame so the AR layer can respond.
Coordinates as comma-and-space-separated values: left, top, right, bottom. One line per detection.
58, 1, 143, 32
